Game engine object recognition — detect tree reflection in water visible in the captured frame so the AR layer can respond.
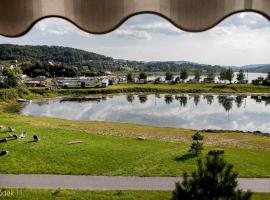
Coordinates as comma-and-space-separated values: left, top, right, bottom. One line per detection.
193, 95, 200, 106
235, 96, 246, 108
138, 94, 148, 104
175, 95, 188, 107
126, 94, 135, 103
203, 95, 214, 105
218, 96, 233, 112
164, 95, 173, 104
251, 96, 270, 106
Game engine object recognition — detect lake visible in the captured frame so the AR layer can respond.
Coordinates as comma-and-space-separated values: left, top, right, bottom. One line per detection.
20, 94, 270, 133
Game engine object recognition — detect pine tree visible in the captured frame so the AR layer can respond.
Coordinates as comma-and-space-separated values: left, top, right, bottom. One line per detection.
172, 152, 252, 200
189, 132, 204, 156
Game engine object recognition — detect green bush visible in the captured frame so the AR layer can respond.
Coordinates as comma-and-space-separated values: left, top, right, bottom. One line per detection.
0, 89, 18, 101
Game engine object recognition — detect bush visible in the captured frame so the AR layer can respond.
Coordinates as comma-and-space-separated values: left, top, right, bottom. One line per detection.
172, 153, 252, 200
189, 132, 204, 156
0, 89, 18, 101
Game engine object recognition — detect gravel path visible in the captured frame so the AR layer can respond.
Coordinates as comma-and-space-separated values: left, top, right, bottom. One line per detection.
0, 174, 269, 192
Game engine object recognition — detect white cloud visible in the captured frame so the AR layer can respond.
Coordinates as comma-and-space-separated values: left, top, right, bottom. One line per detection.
35, 18, 92, 38
127, 22, 182, 35
113, 29, 152, 40
220, 12, 270, 29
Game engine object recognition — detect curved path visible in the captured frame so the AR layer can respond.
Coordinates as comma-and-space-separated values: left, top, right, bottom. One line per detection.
0, 174, 270, 192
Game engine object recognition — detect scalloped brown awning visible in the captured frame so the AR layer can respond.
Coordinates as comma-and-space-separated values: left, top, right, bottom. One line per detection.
0, 0, 270, 37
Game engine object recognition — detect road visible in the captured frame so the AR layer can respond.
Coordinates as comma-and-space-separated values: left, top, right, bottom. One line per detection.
0, 174, 269, 192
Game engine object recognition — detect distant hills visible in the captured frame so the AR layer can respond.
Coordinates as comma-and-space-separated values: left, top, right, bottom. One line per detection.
242, 64, 270, 73
0, 44, 269, 74
0, 44, 112, 64
231, 64, 270, 73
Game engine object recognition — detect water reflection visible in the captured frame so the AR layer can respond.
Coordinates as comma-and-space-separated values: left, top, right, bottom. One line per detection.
138, 95, 148, 104
20, 94, 270, 133
126, 94, 135, 103
193, 95, 200, 106
175, 95, 188, 107
165, 95, 173, 104
235, 96, 247, 108
203, 95, 214, 105
251, 96, 270, 106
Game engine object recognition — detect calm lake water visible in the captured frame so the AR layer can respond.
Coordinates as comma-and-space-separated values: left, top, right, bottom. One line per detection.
20, 94, 270, 133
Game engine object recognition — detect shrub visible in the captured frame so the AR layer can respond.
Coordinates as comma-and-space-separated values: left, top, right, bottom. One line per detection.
189, 132, 204, 156
172, 153, 252, 200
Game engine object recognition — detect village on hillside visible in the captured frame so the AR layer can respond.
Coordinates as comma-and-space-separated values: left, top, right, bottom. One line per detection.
0, 59, 270, 90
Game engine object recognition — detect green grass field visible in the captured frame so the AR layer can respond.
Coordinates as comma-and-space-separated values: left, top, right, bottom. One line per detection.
0, 189, 269, 200
0, 112, 269, 177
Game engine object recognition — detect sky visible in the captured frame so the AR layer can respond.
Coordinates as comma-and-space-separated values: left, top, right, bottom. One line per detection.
0, 12, 270, 66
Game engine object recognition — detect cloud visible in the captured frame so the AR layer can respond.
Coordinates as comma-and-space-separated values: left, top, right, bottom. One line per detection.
111, 14, 183, 40
128, 22, 182, 35
35, 18, 92, 37
113, 29, 152, 40
220, 12, 270, 29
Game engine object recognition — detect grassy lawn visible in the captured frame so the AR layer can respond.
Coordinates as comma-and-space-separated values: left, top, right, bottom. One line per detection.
29, 83, 270, 97
0, 112, 270, 177
0, 189, 269, 200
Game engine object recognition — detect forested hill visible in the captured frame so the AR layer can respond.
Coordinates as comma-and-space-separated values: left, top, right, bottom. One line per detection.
0, 44, 112, 63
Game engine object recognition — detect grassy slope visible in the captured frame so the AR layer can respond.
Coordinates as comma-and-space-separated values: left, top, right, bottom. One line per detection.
0, 189, 269, 200
0, 113, 270, 177
29, 83, 270, 97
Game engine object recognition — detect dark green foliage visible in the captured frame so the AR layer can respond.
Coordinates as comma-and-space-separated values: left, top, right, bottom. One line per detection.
189, 142, 203, 156
127, 71, 134, 83
180, 69, 188, 81
20, 62, 79, 78
0, 89, 18, 100
192, 132, 204, 141
0, 44, 111, 63
172, 153, 253, 200
0, 44, 230, 76
143, 62, 224, 73
2, 68, 19, 88
138, 71, 147, 80
194, 70, 201, 80
237, 70, 245, 82
189, 132, 204, 156
166, 71, 173, 81
220, 68, 235, 83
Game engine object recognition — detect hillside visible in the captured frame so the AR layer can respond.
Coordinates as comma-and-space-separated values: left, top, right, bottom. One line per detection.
1, 44, 268, 77
142, 61, 225, 72
0, 44, 112, 64
231, 64, 270, 73
242, 64, 270, 73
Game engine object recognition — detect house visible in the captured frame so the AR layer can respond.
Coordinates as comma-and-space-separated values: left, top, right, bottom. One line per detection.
203, 77, 215, 83
139, 79, 146, 84
25, 76, 50, 87
101, 79, 109, 88
188, 79, 200, 83
237, 80, 248, 84
252, 77, 264, 85
104, 71, 112, 76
